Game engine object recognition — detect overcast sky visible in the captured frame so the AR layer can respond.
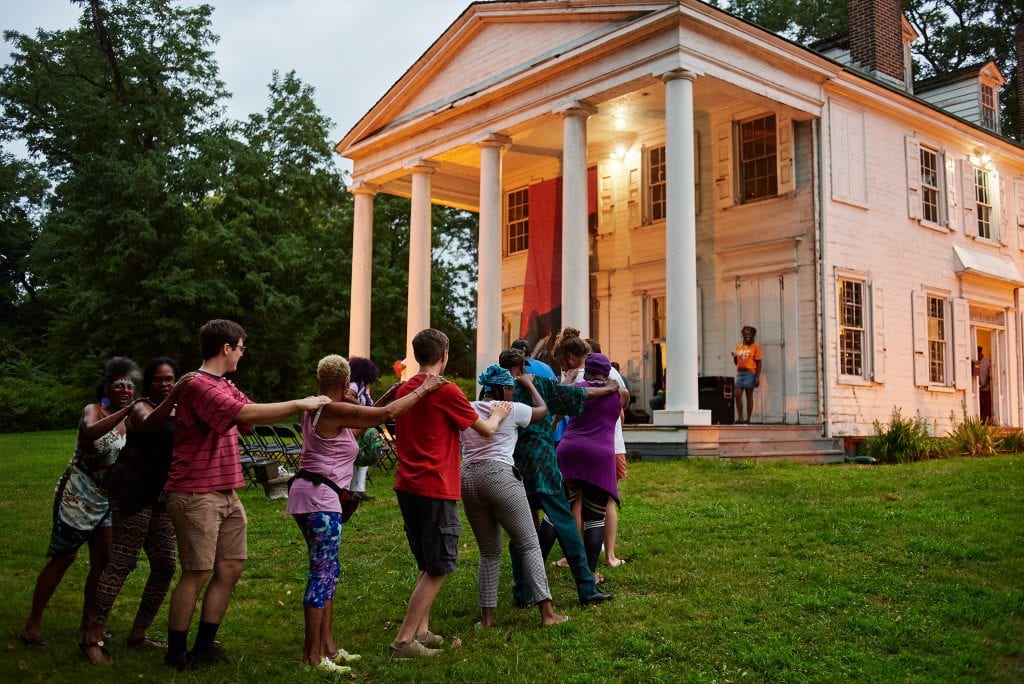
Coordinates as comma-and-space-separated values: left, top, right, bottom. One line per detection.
1, 0, 474, 172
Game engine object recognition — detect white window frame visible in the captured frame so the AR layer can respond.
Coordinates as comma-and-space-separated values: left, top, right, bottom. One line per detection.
642, 144, 666, 225
836, 270, 884, 384
919, 145, 945, 226
980, 84, 997, 132
906, 136, 954, 232
737, 113, 778, 203
926, 293, 949, 385
505, 187, 529, 255
974, 167, 994, 240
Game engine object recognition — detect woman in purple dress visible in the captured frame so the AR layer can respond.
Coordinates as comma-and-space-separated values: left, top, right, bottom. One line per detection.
555, 353, 629, 571
286, 355, 445, 674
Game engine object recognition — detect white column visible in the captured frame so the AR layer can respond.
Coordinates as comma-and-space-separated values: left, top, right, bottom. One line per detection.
348, 181, 377, 360
405, 160, 439, 378
560, 103, 596, 336
477, 135, 512, 381
655, 69, 710, 426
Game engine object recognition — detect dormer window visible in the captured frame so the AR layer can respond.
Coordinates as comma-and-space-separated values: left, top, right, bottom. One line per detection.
980, 84, 997, 131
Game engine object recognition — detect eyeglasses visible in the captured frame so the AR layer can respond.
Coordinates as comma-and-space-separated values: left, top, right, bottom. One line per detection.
110, 381, 135, 391
230, 344, 248, 353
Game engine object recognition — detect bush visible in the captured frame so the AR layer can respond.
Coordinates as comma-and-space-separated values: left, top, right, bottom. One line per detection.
861, 407, 944, 464
997, 429, 1024, 454
0, 359, 90, 433
946, 412, 998, 457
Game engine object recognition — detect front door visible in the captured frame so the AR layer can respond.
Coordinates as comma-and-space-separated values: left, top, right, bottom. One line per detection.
735, 275, 785, 423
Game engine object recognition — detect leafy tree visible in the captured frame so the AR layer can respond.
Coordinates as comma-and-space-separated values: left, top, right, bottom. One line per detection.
713, 0, 1020, 139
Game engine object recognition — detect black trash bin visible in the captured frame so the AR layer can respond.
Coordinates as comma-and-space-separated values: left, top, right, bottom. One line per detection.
698, 376, 734, 425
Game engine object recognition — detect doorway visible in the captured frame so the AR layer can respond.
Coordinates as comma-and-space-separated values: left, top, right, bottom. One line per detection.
734, 275, 787, 423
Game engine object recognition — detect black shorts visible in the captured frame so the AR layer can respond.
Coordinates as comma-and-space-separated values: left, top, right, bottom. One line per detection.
395, 491, 461, 576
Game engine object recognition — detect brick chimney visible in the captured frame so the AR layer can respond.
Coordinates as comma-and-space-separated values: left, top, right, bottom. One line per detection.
848, 0, 905, 85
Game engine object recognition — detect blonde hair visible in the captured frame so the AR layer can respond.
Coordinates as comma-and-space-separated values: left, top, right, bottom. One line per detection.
317, 355, 350, 392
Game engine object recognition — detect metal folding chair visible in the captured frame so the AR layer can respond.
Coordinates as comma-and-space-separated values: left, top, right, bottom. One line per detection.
238, 434, 275, 487
253, 424, 299, 472
273, 424, 303, 468
374, 422, 399, 475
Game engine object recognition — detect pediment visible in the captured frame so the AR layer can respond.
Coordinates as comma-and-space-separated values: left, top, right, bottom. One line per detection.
339, 1, 671, 150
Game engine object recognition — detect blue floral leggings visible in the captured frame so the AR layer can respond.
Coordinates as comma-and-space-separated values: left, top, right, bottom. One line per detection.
293, 511, 342, 609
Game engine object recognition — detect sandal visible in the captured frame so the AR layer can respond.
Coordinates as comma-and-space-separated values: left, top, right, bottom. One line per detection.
127, 636, 167, 649
79, 639, 112, 665
20, 633, 48, 649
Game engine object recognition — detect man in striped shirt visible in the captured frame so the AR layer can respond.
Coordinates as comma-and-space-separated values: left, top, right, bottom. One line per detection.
163, 319, 329, 671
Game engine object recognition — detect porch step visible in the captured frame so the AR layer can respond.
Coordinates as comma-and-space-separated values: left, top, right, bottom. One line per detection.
624, 424, 844, 464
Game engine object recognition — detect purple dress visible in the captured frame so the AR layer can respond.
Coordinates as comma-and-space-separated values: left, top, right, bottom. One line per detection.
556, 381, 621, 503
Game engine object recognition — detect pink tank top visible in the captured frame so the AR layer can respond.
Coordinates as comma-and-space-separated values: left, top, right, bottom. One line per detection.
284, 408, 358, 515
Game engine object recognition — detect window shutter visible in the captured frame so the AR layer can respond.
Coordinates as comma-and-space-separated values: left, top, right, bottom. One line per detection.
961, 160, 978, 237
1016, 176, 1024, 251
945, 154, 960, 232
831, 106, 850, 201
994, 170, 1008, 245
598, 161, 614, 235
870, 284, 885, 383
777, 116, 794, 195
952, 297, 970, 391
912, 291, 929, 387
714, 122, 733, 210
905, 137, 922, 220
628, 158, 641, 228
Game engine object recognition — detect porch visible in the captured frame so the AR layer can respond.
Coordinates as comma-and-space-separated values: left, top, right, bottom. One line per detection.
624, 423, 845, 464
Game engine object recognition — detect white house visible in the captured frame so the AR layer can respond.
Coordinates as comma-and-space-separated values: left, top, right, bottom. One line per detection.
336, 0, 1024, 454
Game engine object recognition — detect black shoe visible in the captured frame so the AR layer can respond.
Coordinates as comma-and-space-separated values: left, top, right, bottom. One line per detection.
580, 590, 613, 607
189, 642, 232, 666
165, 650, 197, 671
354, 491, 374, 502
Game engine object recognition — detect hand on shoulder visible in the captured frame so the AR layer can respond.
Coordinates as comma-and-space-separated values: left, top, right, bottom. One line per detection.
421, 374, 448, 393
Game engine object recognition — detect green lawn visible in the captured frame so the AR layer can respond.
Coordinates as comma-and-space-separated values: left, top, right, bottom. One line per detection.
1, 430, 1022, 682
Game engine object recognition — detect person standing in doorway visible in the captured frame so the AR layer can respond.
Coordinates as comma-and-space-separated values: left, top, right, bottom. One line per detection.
976, 346, 992, 423
732, 326, 762, 425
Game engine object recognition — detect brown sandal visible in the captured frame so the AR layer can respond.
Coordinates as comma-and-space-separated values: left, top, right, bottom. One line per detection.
127, 636, 167, 649
79, 639, 112, 665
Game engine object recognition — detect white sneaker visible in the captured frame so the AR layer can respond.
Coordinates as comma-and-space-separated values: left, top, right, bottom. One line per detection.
330, 648, 361, 663
315, 657, 351, 674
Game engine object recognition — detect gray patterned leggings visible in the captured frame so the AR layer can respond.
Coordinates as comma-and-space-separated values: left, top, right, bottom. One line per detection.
461, 460, 552, 608
89, 500, 177, 631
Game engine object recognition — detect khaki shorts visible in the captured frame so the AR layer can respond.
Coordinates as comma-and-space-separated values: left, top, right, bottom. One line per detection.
163, 490, 248, 571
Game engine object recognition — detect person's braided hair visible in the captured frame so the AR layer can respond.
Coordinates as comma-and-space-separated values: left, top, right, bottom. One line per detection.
552, 327, 591, 366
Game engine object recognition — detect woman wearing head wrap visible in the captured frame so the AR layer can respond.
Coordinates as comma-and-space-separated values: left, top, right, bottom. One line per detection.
460, 365, 567, 628
555, 353, 630, 571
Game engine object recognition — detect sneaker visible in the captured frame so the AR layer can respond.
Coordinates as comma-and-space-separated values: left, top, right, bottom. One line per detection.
413, 630, 444, 647
164, 650, 197, 672
330, 648, 361, 664
389, 638, 441, 659
315, 657, 352, 674
189, 642, 232, 666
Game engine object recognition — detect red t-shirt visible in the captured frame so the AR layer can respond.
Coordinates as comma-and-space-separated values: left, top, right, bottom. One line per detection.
165, 371, 252, 492
394, 374, 479, 500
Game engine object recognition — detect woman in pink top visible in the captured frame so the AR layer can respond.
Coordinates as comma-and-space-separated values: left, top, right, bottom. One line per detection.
286, 355, 445, 674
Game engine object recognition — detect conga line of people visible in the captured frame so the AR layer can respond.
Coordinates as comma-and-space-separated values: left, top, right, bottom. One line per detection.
19, 320, 630, 673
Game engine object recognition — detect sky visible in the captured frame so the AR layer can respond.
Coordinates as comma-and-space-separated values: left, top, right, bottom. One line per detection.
1, 0, 475, 172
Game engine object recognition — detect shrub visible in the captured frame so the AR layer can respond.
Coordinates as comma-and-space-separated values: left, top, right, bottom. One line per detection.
946, 412, 998, 457
0, 359, 90, 433
997, 429, 1024, 454
861, 407, 943, 464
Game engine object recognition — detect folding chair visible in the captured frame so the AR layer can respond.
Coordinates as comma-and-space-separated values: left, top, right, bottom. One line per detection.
273, 424, 304, 468
374, 422, 399, 476
238, 434, 275, 488
253, 424, 299, 472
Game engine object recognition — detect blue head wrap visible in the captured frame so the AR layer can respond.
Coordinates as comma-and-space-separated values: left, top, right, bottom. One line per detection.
478, 364, 515, 389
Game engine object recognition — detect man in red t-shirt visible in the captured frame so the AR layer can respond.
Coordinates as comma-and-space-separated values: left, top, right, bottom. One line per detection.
388, 328, 510, 660
163, 319, 329, 671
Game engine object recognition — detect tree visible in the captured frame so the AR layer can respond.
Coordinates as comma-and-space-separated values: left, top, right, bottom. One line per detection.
713, 0, 1020, 140
0, 153, 47, 356
1, 0, 232, 381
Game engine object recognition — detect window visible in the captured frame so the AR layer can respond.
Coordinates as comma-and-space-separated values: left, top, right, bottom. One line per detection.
506, 188, 529, 254
645, 145, 666, 223
919, 146, 943, 225
974, 168, 993, 240
927, 295, 947, 384
839, 278, 865, 377
738, 114, 777, 202
980, 84, 997, 131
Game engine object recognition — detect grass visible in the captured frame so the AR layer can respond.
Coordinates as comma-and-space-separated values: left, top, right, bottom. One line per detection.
1, 430, 1022, 682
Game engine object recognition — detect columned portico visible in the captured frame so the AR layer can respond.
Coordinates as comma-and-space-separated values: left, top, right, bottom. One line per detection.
476, 135, 512, 379
405, 160, 440, 378
348, 181, 377, 359
654, 69, 710, 426
560, 103, 597, 336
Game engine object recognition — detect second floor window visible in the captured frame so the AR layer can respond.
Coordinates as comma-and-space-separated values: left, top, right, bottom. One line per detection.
507, 188, 529, 254
738, 114, 777, 202
919, 146, 942, 225
974, 168, 993, 240
647, 145, 666, 223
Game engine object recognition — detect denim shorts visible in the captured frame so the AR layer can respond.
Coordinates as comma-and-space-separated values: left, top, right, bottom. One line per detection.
395, 491, 461, 576
735, 370, 757, 389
